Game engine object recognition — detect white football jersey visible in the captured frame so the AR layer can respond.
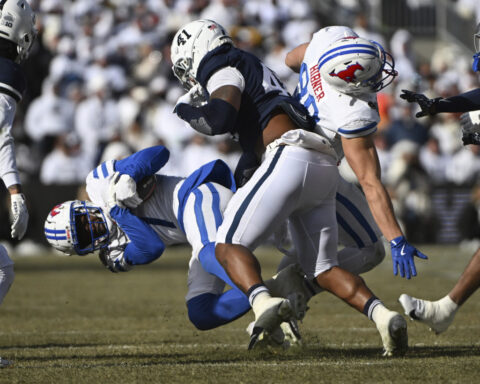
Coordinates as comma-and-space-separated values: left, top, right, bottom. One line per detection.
85, 160, 187, 246
296, 26, 380, 159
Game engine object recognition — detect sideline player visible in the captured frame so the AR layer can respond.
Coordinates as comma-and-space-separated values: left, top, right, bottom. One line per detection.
44, 145, 255, 331
398, 23, 480, 333
0, 0, 36, 368
171, 19, 407, 356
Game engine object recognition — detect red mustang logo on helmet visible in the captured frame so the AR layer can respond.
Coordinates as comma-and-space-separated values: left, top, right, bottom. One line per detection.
50, 204, 62, 217
329, 62, 364, 83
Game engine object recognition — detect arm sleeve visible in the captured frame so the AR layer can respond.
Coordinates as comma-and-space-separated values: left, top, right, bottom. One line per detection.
114, 145, 169, 183
437, 89, 480, 113
0, 94, 20, 188
175, 98, 238, 136
110, 206, 166, 265
206, 66, 245, 94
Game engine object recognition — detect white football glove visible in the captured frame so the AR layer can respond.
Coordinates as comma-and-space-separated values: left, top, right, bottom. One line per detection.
108, 172, 143, 209
460, 111, 480, 145
174, 84, 207, 112
10, 193, 28, 240
99, 246, 131, 273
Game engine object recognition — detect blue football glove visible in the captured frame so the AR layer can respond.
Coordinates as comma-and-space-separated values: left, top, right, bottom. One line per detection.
390, 236, 428, 279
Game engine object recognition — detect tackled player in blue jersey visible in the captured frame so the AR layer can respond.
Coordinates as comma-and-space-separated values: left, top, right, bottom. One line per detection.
0, 0, 36, 368
171, 20, 408, 355
44, 145, 255, 331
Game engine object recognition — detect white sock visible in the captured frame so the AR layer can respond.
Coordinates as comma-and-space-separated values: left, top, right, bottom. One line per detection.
435, 295, 459, 317
371, 302, 390, 325
251, 291, 273, 316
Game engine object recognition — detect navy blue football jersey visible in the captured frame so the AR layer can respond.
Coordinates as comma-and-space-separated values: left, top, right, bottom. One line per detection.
0, 57, 26, 102
196, 44, 313, 153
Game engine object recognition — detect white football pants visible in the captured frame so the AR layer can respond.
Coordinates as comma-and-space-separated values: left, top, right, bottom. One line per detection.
217, 145, 339, 278
181, 182, 234, 301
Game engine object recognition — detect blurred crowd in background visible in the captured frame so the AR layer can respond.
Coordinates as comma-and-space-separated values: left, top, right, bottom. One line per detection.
4, 0, 480, 251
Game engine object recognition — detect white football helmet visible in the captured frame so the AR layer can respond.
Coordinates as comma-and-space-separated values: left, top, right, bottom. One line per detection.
318, 37, 397, 95
44, 200, 110, 255
0, 0, 37, 62
171, 19, 232, 90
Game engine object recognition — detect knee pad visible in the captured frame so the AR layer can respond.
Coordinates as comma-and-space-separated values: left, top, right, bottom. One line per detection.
363, 241, 386, 272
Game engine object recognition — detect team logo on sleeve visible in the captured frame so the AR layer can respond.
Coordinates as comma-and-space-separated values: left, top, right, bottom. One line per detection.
329, 62, 364, 83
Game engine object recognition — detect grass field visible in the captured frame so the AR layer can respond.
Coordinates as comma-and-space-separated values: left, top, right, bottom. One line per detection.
1, 244, 479, 383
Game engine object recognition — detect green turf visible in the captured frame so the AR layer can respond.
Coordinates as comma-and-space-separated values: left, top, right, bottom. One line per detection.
1, 245, 479, 383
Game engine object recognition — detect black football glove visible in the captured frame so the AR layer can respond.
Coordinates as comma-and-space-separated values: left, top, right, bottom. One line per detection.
460, 111, 480, 145
400, 89, 442, 118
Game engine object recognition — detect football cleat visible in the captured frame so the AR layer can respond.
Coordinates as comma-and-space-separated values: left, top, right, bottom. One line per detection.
375, 310, 408, 357
248, 297, 295, 350
280, 320, 303, 347
246, 322, 287, 350
398, 294, 456, 334
264, 264, 310, 320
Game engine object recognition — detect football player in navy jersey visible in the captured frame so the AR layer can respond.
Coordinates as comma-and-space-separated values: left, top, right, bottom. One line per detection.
399, 23, 480, 335
171, 20, 407, 355
0, 0, 36, 368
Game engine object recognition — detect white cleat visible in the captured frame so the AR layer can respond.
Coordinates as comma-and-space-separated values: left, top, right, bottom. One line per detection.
0, 357, 12, 368
375, 311, 408, 357
398, 294, 456, 334
246, 321, 287, 350
280, 320, 303, 347
264, 264, 310, 320
248, 297, 295, 350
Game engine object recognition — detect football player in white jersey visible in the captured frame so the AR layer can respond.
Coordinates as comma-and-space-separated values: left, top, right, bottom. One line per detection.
45, 145, 291, 332
0, 0, 36, 368
285, 26, 428, 281
171, 19, 408, 356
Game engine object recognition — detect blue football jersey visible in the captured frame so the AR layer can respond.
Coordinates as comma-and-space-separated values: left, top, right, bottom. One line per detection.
196, 45, 313, 153
0, 57, 26, 102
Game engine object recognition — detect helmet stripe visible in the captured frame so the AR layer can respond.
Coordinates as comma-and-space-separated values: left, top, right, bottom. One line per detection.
45, 234, 67, 240
45, 228, 66, 234
318, 43, 378, 63
318, 49, 380, 70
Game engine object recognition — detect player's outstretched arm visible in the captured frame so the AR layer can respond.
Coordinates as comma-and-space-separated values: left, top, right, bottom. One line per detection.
342, 135, 428, 279
401, 88, 480, 116
399, 90, 442, 117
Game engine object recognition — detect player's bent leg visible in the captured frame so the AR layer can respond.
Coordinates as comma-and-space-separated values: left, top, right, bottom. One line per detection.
264, 263, 312, 320
198, 242, 240, 292
337, 240, 386, 276
398, 294, 458, 334
187, 290, 251, 330
315, 266, 407, 356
